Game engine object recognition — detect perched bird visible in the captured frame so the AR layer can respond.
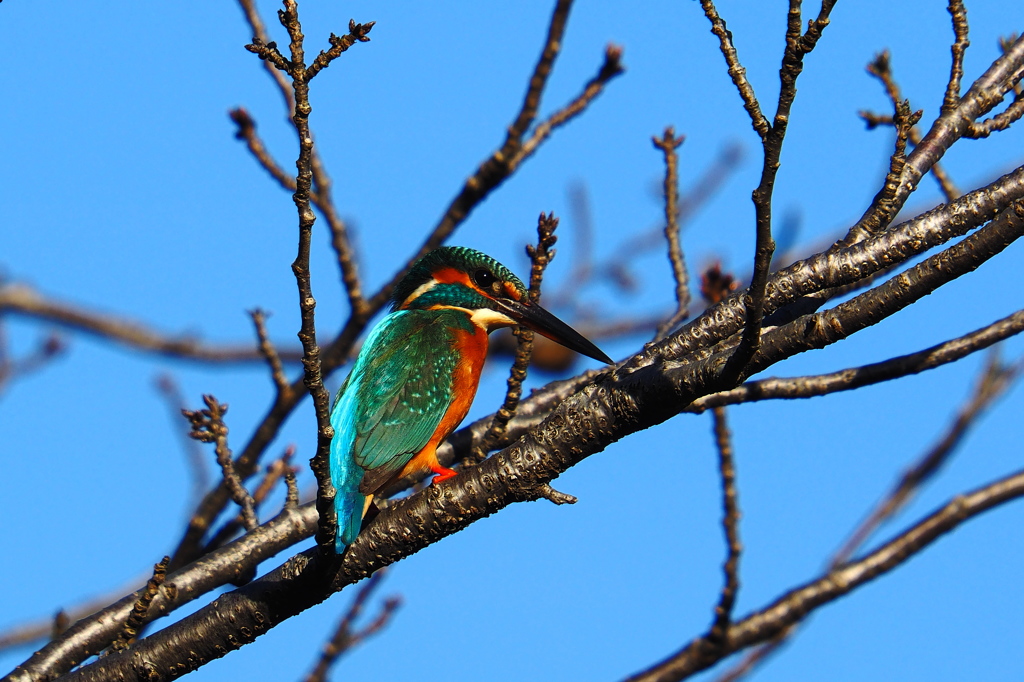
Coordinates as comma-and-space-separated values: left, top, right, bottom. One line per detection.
330, 246, 612, 552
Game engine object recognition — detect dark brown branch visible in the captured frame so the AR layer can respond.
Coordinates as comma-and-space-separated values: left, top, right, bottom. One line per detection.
708, 407, 741, 644
688, 309, 1024, 412
699, 1, 769, 140
0, 587, 133, 655
183, 396, 259, 531
252, 0, 345, 553
236, 1, 369, 319
10, 503, 317, 681
624, 467, 1024, 682
305, 20, 375, 81
864, 51, 959, 202
728, 0, 835, 378
831, 351, 1023, 564
0, 284, 301, 364
653, 127, 691, 341
109, 558, 169, 653
303, 571, 400, 682
942, 0, 970, 113
367, 38, 623, 313
250, 308, 290, 395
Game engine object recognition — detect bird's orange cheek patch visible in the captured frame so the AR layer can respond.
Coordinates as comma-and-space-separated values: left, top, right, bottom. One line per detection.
502, 282, 522, 300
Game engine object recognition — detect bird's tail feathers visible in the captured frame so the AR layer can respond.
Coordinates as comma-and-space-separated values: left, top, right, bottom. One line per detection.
335, 490, 367, 553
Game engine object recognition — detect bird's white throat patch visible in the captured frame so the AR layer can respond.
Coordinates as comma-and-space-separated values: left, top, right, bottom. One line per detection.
469, 308, 516, 330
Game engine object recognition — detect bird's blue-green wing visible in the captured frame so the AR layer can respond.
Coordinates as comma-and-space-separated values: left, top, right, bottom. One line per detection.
330, 310, 458, 549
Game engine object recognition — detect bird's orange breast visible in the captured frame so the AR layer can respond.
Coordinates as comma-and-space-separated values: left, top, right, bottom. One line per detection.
394, 322, 489, 480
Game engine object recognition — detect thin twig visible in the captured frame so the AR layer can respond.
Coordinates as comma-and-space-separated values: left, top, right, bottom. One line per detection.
247, 2, 369, 552
942, 0, 970, 113
653, 127, 691, 341
699, 0, 769, 140
183, 395, 259, 531
866, 51, 960, 201
203, 446, 297, 552
687, 309, 1024, 412
0, 284, 300, 364
250, 308, 290, 395
108, 557, 169, 653
303, 571, 401, 682
711, 349, 1024, 682
465, 213, 559, 467
708, 407, 741, 644
0, 329, 64, 397
367, 36, 623, 313
154, 374, 210, 511
237, 0, 370, 318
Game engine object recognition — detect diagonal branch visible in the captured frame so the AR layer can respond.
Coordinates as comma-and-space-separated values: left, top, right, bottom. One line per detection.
51, 197, 1024, 682
0, 284, 301, 364
688, 309, 1024, 412
624, 467, 1024, 682
366, 29, 623, 312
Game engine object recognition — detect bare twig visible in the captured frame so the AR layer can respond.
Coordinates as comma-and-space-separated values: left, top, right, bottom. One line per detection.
229, 107, 297, 195
699, 0, 769, 140
832, 351, 1023, 565
303, 571, 400, 682
0, 327, 63, 396
108, 557, 169, 653
653, 127, 691, 341
154, 374, 210, 511
466, 213, 559, 466
625, 467, 1024, 682
368, 34, 623, 313
237, 1, 369, 319
250, 308, 290, 395
246, 2, 371, 552
0, 284, 300, 364
865, 51, 960, 201
708, 407, 741, 644
687, 309, 1024, 412
183, 395, 259, 531
203, 446, 297, 552
942, 0, 970, 113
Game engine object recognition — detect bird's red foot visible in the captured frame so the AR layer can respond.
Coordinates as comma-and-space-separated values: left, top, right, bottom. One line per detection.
431, 466, 458, 484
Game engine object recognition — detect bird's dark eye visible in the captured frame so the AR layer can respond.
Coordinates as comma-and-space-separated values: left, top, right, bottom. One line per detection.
473, 268, 497, 289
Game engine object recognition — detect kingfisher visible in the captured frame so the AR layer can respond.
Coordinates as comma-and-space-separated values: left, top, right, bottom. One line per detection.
330, 246, 612, 552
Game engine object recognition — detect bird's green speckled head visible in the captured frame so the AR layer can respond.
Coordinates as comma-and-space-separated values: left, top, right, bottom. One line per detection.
391, 246, 526, 312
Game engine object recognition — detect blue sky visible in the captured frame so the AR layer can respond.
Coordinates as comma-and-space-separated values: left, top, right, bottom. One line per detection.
2, 1, 1023, 681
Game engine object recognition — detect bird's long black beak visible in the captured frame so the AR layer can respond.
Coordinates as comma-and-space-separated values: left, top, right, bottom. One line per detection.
491, 298, 613, 365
